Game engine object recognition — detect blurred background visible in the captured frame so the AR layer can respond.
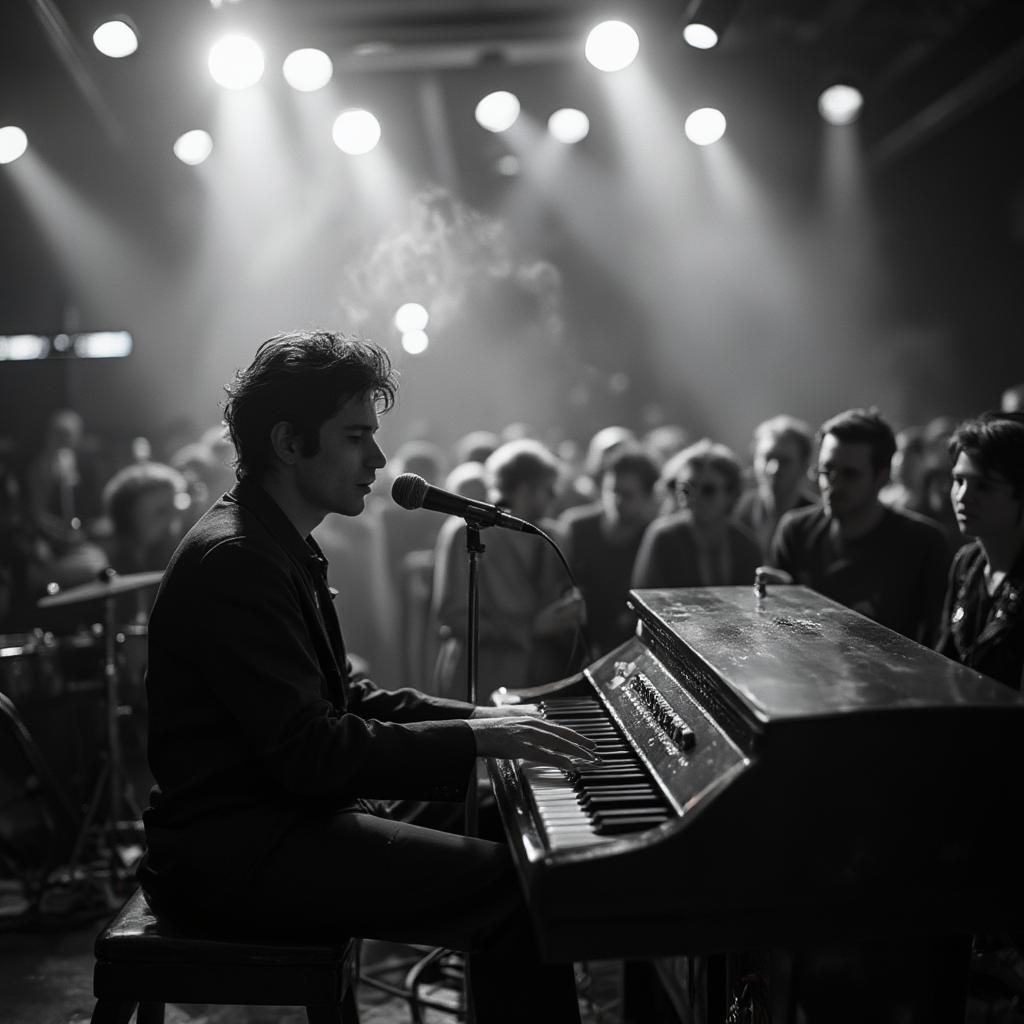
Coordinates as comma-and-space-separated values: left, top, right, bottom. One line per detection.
2, 0, 1022, 459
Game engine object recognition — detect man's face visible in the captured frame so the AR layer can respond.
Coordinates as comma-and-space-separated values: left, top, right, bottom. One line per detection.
292, 393, 387, 518
511, 473, 558, 523
676, 465, 734, 529
601, 470, 656, 529
753, 434, 807, 503
816, 434, 885, 522
951, 451, 1023, 540
131, 487, 181, 548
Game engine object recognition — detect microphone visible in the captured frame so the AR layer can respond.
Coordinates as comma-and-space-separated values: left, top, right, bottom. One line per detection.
391, 473, 540, 534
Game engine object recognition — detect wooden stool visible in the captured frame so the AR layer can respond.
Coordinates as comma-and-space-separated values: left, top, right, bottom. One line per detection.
90, 888, 360, 1024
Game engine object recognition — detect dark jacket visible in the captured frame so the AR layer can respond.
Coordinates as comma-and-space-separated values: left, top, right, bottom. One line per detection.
142, 479, 477, 884
936, 540, 1024, 692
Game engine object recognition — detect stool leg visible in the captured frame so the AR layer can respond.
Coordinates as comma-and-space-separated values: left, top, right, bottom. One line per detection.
340, 986, 361, 1024
91, 998, 137, 1024
137, 1002, 166, 1024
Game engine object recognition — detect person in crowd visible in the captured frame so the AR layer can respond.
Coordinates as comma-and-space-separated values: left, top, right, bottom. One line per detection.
879, 425, 929, 516
642, 423, 690, 467
936, 411, 1024, 690
768, 408, 951, 645
451, 429, 500, 468
560, 446, 661, 657
444, 460, 489, 502
379, 439, 449, 597
733, 414, 817, 556
376, 439, 450, 687
24, 408, 102, 546
632, 439, 762, 590
96, 461, 190, 625
922, 414, 958, 465
136, 330, 597, 1024
99, 462, 189, 577
432, 438, 587, 699
552, 425, 638, 516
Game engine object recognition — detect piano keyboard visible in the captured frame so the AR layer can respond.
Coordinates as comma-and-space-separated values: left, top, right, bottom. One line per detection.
522, 697, 673, 850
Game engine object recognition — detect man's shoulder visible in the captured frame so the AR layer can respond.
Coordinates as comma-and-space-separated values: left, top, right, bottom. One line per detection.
776, 504, 826, 534
882, 505, 949, 544
560, 501, 603, 527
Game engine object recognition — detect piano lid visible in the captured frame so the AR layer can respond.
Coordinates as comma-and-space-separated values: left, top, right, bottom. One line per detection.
628, 585, 1022, 722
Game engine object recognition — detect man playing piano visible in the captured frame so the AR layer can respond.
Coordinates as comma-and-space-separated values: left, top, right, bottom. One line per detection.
136, 329, 598, 1023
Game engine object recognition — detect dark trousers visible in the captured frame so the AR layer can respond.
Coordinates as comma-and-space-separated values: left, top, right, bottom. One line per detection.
140, 802, 580, 1024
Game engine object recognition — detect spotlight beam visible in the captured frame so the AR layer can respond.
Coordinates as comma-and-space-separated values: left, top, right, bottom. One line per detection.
27, 0, 128, 149
870, 35, 1024, 166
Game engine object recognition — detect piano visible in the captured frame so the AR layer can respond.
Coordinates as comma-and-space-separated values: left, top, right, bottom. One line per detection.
489, 585, 1024, 964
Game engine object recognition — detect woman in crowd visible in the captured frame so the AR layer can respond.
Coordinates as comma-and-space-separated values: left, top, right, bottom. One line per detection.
632, 438, 762, 590
936, 411, 1024, 691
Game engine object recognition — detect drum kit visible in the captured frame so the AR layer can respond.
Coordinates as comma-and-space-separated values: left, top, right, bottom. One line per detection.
0, 568, 162, 923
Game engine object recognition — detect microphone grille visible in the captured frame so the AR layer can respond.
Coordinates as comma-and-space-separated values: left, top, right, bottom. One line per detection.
392, 472, 430, 510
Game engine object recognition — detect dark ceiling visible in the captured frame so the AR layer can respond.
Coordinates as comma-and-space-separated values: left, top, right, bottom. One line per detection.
3, 0, 1024, 163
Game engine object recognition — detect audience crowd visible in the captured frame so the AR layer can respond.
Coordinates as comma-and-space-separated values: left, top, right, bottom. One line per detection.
1, 381, 1023, 702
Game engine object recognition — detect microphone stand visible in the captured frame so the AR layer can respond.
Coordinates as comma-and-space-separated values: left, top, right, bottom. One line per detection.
463, 520, 485, 840
462, 520, 487, 1024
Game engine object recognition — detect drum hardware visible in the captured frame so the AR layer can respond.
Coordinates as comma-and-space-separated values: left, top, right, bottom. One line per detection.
37, 568, 162, 893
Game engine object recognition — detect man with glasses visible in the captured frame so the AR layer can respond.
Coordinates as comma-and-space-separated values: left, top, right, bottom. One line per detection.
767, 407, 951, 644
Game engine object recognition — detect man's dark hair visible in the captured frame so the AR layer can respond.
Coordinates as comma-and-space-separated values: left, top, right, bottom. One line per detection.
603, 446, 661, 494
223, 330, 397, 480
948, 411, 1024, 498
817, 408, 896, 475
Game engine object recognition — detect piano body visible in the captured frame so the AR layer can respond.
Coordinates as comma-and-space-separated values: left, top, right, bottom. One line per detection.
489, 585, 1024, 964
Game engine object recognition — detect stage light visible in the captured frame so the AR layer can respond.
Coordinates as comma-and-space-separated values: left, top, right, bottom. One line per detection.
682, 0, 743, 48
584, 21, 639, 73
0, 335, 49, 361
0, 125, 28, 164
548, 108, 590, 144
332, 109, 381, 155
208, 34, 265, 90
72, 331, 133, 358
93, 20, 138, 58
818, 84, 863, 126
173, 129, 214, 165
682, 23, 718, 49
282, 48, 333, 92
684, 107, 726, 145
394, 302, 429, 333
402, 330, 429, 355
475, 91, 521, 133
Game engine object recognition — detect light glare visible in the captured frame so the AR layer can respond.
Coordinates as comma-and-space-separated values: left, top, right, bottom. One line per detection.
0, 125, 28, 164
394, 303, 429, 333
282, 48, 333, 92
475, 91, 521, 133
402, 330, 429, 355
173, 130, 214, 166
0, 335, 49, 361
548, 108, 590, 144
72, 331, 133, 359
819, 84, 863, 126
684, 107, 727, 146
332, 109, 381, 155
93, 20, 138, 58
584, 20, 640, 73
208, 34, 265, 90
683, 23, 718, 49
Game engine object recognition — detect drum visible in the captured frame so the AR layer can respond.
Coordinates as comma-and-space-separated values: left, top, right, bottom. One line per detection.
0, 631, 63, 704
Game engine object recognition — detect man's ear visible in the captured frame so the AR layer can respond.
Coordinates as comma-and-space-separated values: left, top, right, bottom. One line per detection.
269, 421, 302, 465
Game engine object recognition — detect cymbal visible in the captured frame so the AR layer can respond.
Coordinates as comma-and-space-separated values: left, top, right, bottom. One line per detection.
37, 569, 165, 608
